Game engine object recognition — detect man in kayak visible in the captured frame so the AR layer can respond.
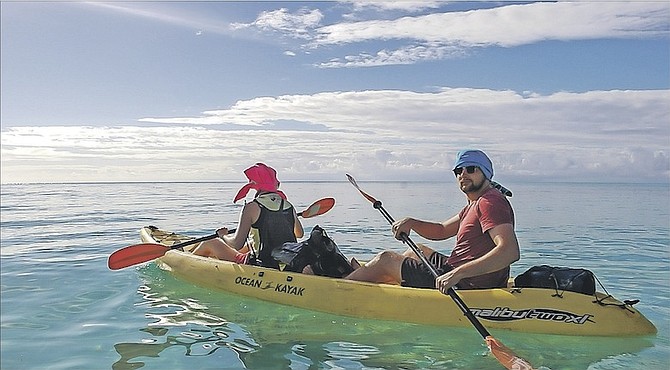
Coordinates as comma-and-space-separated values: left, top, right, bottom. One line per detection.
345, 149, 519, 294
192, 163, 304, 269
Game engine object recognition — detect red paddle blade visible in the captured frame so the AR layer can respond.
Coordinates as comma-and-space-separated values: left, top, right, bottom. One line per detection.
107, 243, 169, 270
301, 197, 335, 218
486, 336, 535, 370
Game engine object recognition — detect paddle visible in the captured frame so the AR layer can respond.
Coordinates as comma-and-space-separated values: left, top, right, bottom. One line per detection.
108, 197, 336, 270
346, 174, 533, 370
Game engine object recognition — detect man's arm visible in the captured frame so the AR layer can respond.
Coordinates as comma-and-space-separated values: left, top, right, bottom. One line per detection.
392, 214, 459, 241
434, 223, 519, 293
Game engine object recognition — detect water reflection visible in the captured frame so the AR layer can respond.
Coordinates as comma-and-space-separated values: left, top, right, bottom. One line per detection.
112, 284, 258, 369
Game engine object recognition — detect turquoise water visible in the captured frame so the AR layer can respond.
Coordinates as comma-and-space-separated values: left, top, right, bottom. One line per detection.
1, 181, 668, 369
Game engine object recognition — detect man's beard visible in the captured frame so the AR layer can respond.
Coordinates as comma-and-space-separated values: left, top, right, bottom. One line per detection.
460, 178, 486, 194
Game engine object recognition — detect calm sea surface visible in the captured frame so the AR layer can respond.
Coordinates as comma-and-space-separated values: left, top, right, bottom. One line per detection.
1, 181, 668, 369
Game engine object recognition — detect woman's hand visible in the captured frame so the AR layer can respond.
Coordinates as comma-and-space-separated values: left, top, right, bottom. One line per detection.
216, 227, 229, 239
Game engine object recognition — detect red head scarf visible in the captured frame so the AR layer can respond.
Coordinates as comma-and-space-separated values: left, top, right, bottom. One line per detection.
233, 163, 287, 203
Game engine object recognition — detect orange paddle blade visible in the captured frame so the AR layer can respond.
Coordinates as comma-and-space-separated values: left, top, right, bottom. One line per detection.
486, 336, 535, 370
107, 243, 169, 270
301, 197, 335, 218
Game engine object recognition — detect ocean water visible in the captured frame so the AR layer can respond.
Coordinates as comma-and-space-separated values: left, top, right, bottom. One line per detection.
1, 181, 668, 370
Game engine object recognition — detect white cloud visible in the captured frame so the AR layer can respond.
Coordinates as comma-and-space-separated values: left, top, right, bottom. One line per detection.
314, 2, 669, 47
338, 0, 443, 13
312, 2, 668, 67
316, 42, 466, 68
3, 88, 668, 184
231, 7, 323, 39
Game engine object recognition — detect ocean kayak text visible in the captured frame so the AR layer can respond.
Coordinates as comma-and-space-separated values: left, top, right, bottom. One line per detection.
234, 276, 305, 296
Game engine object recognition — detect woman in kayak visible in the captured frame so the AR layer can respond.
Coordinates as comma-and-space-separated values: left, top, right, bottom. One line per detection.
192, 163, 304, 269
346, 149, 520, 293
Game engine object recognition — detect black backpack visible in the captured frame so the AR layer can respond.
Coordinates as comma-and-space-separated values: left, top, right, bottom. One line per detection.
514, 265, 596, 295
272, 225, 354, 278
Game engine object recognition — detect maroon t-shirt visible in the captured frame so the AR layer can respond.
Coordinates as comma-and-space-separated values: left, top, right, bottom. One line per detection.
448, 187, 515, 289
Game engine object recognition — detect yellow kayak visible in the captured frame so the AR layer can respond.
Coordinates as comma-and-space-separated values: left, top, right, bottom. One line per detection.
141, 226, 657, 337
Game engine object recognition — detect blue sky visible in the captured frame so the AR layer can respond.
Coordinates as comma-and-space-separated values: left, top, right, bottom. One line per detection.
2, 1, 669, 184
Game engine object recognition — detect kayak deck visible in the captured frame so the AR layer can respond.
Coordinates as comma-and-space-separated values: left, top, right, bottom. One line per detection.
141, 226, 657, 337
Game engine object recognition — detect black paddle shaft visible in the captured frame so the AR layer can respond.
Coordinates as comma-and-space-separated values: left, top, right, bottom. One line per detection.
168, 233, 218, 250
371, 200, 492, 339
166, 227, 241, 251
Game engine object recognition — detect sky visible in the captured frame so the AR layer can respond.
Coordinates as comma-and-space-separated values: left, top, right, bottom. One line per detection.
1, 1, 669, 184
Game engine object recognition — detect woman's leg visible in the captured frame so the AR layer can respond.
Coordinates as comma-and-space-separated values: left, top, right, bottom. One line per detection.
192, 239, 241, 261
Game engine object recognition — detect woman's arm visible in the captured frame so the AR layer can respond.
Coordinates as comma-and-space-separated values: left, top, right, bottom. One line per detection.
293, 206, 304, 238
222, 202, 261, 249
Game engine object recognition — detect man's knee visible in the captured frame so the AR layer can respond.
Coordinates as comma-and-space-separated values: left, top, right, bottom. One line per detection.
369, 250, 405, 273
375, 250, 401, 263
418, 243, 436, 257
403, 243, 434, 259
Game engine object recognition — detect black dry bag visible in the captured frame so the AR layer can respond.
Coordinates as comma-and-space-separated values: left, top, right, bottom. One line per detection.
514, 265, 596, 295
272, 225, 354, 278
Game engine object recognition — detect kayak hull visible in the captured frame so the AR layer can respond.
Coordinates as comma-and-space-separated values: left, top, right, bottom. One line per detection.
141, 226, 657, 337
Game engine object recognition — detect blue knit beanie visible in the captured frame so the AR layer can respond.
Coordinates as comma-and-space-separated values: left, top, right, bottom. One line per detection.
453, 150, 494, 180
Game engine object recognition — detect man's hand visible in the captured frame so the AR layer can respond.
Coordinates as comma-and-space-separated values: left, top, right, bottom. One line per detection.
391, 217, 415, 240
435, 268, 464, 294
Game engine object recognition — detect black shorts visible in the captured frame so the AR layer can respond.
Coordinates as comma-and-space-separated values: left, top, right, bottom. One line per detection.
401, 251, 453, 289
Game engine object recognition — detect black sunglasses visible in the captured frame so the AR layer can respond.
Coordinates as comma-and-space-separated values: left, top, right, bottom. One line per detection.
453, 166, 478, 176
